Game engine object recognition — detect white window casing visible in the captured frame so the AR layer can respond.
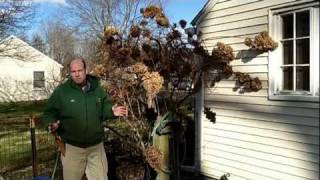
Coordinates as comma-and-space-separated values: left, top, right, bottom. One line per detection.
269, 3, 319, 102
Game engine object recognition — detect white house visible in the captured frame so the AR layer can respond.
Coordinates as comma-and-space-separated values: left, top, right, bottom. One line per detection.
192, 0, 319, 180
0, 35, 62, 102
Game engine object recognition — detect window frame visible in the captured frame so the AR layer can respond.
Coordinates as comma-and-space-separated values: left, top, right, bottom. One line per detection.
33, 71, 45, 89
269, 3, 319, 102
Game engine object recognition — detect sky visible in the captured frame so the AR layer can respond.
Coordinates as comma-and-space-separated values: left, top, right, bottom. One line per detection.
165, 0, 207, 25
29, 0, 208, 36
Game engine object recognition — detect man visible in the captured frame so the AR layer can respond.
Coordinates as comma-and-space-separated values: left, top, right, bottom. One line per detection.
42, 58, 127, 180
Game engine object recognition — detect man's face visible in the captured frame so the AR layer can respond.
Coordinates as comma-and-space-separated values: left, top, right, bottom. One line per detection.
70, 59, 86, 85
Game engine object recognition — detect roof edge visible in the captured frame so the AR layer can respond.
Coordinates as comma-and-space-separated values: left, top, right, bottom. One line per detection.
1, 35, 63, 68
191, 0, 218, 26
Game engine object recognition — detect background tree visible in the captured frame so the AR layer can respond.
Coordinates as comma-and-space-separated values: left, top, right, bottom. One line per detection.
0, 0, 35, 39
30, 33, 46, 54
42, 21, 77, 66
0, 0, 35, 58
64, 0, 165, 38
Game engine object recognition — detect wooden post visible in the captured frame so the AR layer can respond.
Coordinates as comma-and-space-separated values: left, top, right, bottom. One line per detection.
30, 116, 37, 177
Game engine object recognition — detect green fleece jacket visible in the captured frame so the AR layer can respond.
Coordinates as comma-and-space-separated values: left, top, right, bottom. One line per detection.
42, 75, 115, 148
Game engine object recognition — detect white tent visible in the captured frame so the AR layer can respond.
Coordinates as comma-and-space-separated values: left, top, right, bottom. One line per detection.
0, 35, 62, 102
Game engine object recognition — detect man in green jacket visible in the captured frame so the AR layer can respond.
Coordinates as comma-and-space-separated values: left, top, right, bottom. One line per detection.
42, 58, 127, 180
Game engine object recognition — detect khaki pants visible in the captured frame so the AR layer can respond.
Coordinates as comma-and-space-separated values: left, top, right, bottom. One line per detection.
61, 142, 108, 180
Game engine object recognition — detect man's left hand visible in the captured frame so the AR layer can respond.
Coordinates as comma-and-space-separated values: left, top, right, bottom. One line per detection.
112, 105, 128, 117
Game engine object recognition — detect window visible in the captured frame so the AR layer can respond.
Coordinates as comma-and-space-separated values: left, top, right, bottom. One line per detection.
269, 4, 319, 101
33, 71, 45, 88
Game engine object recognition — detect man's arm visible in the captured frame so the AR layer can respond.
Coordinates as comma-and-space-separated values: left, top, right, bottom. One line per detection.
41, 89, 60, 129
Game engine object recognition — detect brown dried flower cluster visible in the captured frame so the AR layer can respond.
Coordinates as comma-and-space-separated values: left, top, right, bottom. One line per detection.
142, 29, 151, 38
155, 13, 169, 27
90, 64, 106, 78
212, 42, 234, 62
244, 31, 278, 52
142, 71, 164, 108
104, 26, 120, 39
131, 62, 148, 76
141, 5, 169, 28
235, 72, 262, 92
130, 25, 141, 38
166, 29, 181, 41
142, 5, 162, 18
144, 146, 163, 171
223, 65, 233, 78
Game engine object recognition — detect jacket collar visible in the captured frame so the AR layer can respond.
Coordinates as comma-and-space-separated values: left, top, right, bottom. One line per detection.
68, 75, 99, 92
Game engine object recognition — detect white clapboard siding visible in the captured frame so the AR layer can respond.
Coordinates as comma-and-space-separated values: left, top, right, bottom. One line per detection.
199, 8, 268, 28
211, 108, 319, 126
201, 24, 267, 40
202, 37, 254, 46
202, 141, 319, 171
208, 80, 268, 89
206, 88, 268, 97
203, 128, 319, 153
205, 95, 319, 109
202, 154, 319, 180
208, 116, 319, 136
203, 122, 319, 145
201, 165, 269, 180
196, 0, 320, 179
203, 148, 318, 179
202, 133, 318, 163
200, 16, 268, 34
203, 0, 313, 19
222, 72, 268, 80
203, 43, 253, 52
231, 58, 268, 65
206, 101, 319, 117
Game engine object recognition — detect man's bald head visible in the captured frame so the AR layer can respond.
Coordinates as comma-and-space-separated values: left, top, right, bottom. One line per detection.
69, 58, 86, 71
69, 58, 87, 86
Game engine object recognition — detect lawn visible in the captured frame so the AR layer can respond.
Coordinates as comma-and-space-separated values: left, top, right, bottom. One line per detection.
0, 100, 46, 117
0, 100, 58, 178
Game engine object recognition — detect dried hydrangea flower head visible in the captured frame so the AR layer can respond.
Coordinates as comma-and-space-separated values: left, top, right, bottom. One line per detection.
142, 5, 162, 18
244, 31, 278, 52
144, 146, 163, 171
212, 42, 234, 62
142, 71, 164, 108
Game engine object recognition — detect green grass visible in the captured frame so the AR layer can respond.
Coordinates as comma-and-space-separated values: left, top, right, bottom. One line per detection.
0, 100, 47, 117
0, 127, 55, 173
0, 100, 57, 177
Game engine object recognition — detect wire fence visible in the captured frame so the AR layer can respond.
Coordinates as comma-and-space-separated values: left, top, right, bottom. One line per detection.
0, 115, 62, 180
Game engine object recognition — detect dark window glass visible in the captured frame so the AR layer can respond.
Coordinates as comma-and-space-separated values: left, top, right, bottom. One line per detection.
33, 71, 45, 88
283, 67, 293, 90
282, 14, 293, 39
296, 11, 310, 37
296, 38, 310, 64
283, 40, 293, 64
296, 66, 310, 91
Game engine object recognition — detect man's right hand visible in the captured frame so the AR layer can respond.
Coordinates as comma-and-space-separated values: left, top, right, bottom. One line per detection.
49, 120, 60, 134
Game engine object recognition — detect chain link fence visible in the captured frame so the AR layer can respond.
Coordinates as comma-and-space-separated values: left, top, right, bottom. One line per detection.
0, 115, 62, 180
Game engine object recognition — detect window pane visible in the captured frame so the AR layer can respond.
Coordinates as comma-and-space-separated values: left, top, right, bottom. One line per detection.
34, 81, 45, 88
296, 39, 310, 64
296, 11, 310, 37
296, 66, 310, 91
282, 14, 293, 39
282, 67, 293, 90
282, 40, 293, 64
33, 71, 45, 88
34, 72, 44, 81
